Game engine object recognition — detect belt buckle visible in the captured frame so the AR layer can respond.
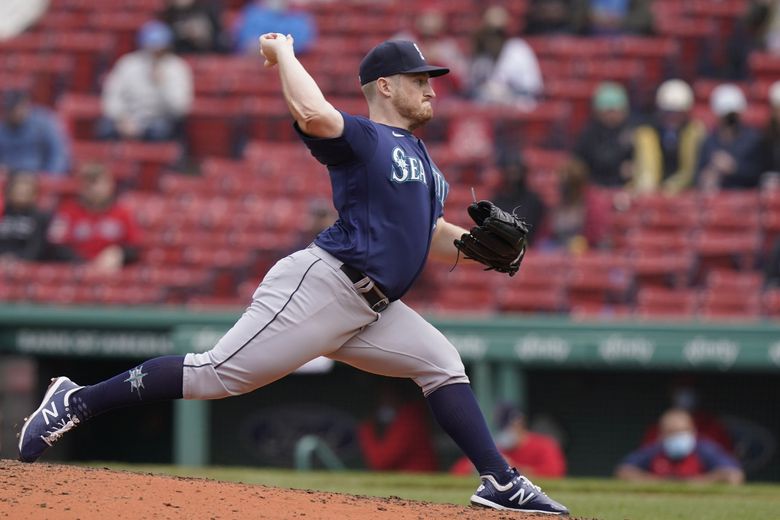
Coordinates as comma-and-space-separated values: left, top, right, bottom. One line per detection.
371, 296, 389, 313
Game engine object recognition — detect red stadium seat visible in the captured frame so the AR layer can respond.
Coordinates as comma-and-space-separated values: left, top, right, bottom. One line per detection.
635, 287, 699, 319
434, 286, 497, 314
631, 252, 694, 289
57, 94, 102, 140
693, 230, 761, 275
186, 97, 245, 158
762, 288, 780, 318
699, 287, 761, 321
567, 252, 632, 306
499, 286, 566, 314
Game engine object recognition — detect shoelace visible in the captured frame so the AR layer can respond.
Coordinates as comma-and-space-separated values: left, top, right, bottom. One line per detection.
519, 476, 543, 495
41, 414, 80, 446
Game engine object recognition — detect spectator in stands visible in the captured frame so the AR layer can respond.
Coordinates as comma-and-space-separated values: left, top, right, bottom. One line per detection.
394, 6, 469, 99
233, 0, 316, 55
98, 20, 193, 142
525, 0, 589, 34
468, 5, 543, 110
571, 82, 635, 188
760, 80, 780, 174
633, 79, 706, 194
542, 161, 611, 255
451, 404, 566, 478
585, 0, 653, 36
616, 408, 744, 484
0, 171, 50, 261
358, 381, 438, 473
491, 151, 546, 245
48, 163, 141, 272
696, 84, 763, 191
743, 0, 780, 55
160, 0, 228, 54
642, 382, 734, 454
0, 90, 69, 175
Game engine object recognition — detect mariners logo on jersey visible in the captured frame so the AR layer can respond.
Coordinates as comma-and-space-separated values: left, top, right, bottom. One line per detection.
390, 146, 449, 207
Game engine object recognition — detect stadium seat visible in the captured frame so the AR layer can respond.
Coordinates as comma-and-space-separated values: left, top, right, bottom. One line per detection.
567, 252, 633, 306
434, 286, 497, 314
762, 288, 780, 318
57, 94, 102, 140
186, 97, 246, 158
705, 269, 763, 293
699, 287, 761, 320
693, 230, 761, 275
635, 287, 699, 319
499, 286, 566, 314
750, 51, 780, 83
631, 252, 694, 289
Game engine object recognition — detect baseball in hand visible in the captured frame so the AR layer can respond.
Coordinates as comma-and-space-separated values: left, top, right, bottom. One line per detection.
260, 33, 292, 68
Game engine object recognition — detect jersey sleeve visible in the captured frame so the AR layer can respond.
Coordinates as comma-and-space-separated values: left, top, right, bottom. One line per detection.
294, 111, 378, 166
697, 440, 741, 471
619, 444, 657, 470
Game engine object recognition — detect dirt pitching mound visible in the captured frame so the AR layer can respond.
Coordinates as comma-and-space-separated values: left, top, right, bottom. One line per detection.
0, 460, 569, 519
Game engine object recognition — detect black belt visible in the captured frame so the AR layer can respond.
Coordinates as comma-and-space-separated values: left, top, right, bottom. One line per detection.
339, 263, 390, 312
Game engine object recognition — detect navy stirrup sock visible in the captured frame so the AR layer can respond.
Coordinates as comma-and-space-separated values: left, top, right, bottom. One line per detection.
71, 355, 185, 420
426, 383, 513, 485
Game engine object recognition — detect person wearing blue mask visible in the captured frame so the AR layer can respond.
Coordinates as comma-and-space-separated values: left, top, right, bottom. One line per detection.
615, 408, 744, 484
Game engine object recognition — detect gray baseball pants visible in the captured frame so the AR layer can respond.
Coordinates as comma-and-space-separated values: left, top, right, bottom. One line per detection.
183, 245, 469, 399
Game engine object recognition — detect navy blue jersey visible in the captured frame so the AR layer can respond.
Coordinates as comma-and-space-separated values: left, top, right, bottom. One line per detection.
295, 111, 449, 300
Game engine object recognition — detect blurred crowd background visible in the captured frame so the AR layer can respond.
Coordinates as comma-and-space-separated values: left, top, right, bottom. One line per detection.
1, 0, 780, 482
1, 0, 780, 319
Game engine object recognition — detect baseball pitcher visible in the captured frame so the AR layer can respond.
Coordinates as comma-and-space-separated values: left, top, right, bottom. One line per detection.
18, 34, 567, 515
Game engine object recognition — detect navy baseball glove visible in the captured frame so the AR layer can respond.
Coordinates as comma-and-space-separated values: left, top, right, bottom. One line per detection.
453, 200, 528, 276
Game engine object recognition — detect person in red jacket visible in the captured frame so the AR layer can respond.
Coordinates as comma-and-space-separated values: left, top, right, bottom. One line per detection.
358, 381, 438, 472
450, 405, 566, 478
48, 163, 141, 272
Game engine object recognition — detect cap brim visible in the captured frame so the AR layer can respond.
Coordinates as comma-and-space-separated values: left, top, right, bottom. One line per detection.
402, 65, 450, 78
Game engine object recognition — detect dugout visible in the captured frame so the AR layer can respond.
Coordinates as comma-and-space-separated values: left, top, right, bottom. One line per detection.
1, 305, 778, 481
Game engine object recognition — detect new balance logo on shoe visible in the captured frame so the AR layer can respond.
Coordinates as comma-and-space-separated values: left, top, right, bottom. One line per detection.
470, 470, 569, 515
18, 377, 84, 463
509, 487, 535, 506
41, 402, 58, 426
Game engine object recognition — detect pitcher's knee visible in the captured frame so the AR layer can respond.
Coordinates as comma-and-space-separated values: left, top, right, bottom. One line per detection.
418, 372, 470, 397
182, 352, 249, 399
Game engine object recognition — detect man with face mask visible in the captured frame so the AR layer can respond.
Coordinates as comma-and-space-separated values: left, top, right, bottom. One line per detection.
696, 84, 763, 192
615, 409, 744, 484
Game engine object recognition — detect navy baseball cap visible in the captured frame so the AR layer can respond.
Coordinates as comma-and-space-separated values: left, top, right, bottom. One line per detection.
359, 40, 449, 86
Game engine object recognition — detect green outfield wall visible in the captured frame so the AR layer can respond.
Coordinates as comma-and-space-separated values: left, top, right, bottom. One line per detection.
1, 305, 778, 479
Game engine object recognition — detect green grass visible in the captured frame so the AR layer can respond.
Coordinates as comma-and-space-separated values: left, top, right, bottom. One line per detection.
88, 463, 780, 520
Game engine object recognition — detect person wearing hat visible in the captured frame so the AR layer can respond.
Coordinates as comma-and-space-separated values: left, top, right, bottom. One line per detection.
98, 20, 193, 141
633, 79, 706, 194
450, 404, 567, 479
0, 90, 69, 174
570, 81, 635, 187
696, 84, 763, 191
16, 34, 569, 517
